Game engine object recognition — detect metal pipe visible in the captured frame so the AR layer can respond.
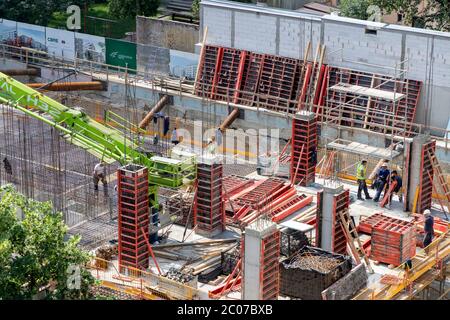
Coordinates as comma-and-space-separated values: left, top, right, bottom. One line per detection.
138, 95, 170, 129
219, 107, 240, 131
0, 68, 40, 76
26, 81, 105, 91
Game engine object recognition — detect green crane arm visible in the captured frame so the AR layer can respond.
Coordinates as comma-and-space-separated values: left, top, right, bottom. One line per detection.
0, 72, 196, 194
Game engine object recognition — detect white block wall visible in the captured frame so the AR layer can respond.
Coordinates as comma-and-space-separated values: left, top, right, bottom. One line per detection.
200, 0, 450, 130
234, 12, 277, 54
323, 22, 403, 76
203, 6, 232, 47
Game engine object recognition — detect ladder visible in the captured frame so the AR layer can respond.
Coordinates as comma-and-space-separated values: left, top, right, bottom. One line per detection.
379, 180, 398, 208
427, 150, 450, 219
338, 209, 374, 274
318, 151, 335, 178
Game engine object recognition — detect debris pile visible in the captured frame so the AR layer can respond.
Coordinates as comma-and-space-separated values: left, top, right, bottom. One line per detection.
165, 267, 197, 287
166, 193, 194, 228
280, 229, 309, 257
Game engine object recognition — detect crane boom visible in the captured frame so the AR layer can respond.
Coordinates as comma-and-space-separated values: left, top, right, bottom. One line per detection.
0, 72, 196, 207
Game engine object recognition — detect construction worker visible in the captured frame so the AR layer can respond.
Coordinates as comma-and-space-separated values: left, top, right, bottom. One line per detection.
215, 127, 223, 146
373, 162, 390, 203
171, 127, 179, 145
93, 161, 107, 191
356, 159, 372, 201
206, 136, 217, 155
386, 170, 403, 209
423, 209, 434, 249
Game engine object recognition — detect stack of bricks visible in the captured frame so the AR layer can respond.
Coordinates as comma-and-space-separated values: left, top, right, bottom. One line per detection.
370, 220, 416, 266
290, 110, 317, 186
194, 159, 225, 237
117, 164, 149, 271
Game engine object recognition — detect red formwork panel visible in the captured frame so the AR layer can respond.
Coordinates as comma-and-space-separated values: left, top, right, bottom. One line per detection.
314, 188, 349, 255
370, 219, 416, 266
194, 162, 225, 235
213, 47, 244, 101
239, 52, 265, 106
418, 140, 436, 214
256, 54, 299, 113
233, 178, 286, 210
260, 230, 280, 300
290, 112, 318, 186
195, 45, 220, 97
118, 164, 150, 271
332, 189, 350, 255
325, 67, 422, 135
223, 175, 255, 197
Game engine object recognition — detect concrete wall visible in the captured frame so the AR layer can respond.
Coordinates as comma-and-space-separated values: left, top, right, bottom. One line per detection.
136, 16, 199, 53
200, 0, 450, 131
201, 1, 322, 58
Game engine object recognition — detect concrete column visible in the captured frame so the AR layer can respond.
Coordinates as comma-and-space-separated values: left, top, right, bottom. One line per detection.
407, 134, 431, 212
319, 183, 343, 252
194, 155, 224, 237
243, 219, 278, 300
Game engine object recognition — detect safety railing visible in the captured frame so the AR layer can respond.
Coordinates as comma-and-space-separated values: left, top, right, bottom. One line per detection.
2, 43, 450, 149
89, 256, 200, 300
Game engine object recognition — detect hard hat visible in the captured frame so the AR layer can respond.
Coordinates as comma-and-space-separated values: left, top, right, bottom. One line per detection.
423, 209, 431, 216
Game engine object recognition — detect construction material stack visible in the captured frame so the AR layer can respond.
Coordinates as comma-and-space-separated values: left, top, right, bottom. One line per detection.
280, 246, 352, 300
290, 110, 317, 186
370, 219, 416, 266
194, 157, 225, 237
118, 164, 150, 272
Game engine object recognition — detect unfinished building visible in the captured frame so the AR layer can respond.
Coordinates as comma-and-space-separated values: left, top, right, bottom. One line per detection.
0, 0, 449, 301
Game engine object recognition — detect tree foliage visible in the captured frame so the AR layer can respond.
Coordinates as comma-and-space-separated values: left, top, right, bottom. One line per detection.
338, 0, 372, 21
339, 0, 450, 31
192, 0, 200, 19
0, 185, 94, 300
108, 0, 160, 19
372, 0, 450, 31
0, 0, 93, 26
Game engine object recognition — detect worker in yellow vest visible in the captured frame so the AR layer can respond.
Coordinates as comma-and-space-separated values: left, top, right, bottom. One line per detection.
356, 159, 372, 201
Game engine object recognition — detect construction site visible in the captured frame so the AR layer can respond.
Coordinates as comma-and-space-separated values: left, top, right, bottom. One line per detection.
0, 0, 449, 301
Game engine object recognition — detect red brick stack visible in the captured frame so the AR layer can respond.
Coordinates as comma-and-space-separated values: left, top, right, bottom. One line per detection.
370, 220, 416, 266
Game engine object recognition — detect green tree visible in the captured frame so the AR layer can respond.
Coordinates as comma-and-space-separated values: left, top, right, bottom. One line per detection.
0, 185, 94, 300
108, 0, 160, 19
0, 0, 92, 26
339, 0, 373, 20
192, 0, 200, 19
372, 0, 450, 31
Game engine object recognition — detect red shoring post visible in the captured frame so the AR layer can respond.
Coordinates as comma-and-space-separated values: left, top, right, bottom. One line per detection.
140, 226, 162, 275
117, 170, 123, 268
210, 47, 224, 100
292, 144, 305, 186
313, 64, 326, 106
216, 259, 242, 298
297, 63, 313, 111
233, 50, 247, 104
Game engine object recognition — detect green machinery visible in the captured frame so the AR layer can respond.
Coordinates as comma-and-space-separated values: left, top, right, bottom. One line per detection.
0, 71, 196, 226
